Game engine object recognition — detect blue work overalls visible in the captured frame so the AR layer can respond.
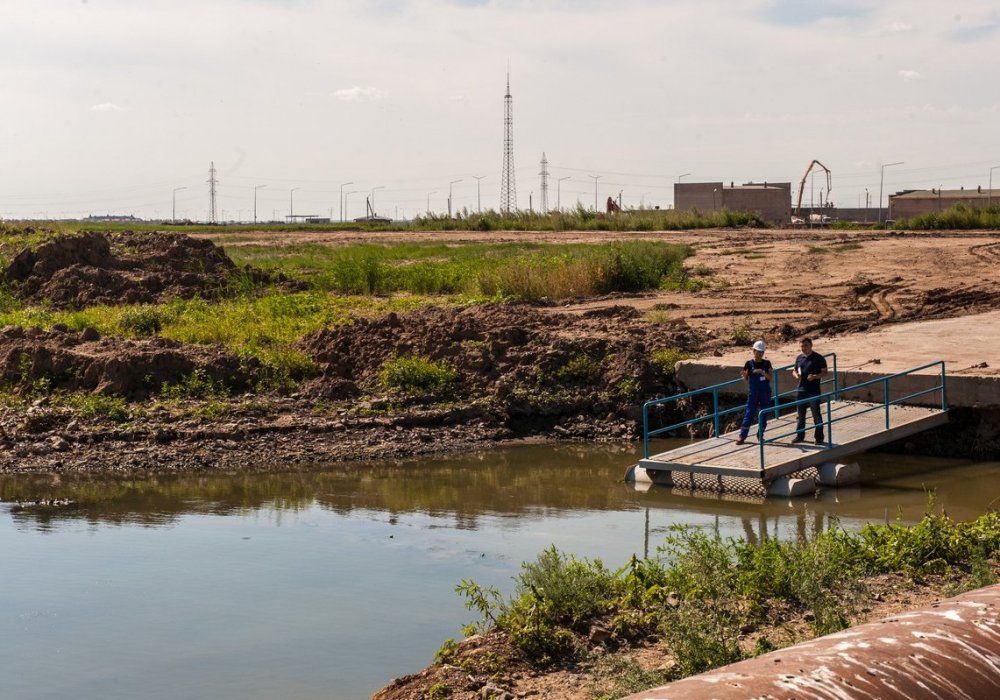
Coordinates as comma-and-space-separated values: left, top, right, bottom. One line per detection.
739, 360, 772, 441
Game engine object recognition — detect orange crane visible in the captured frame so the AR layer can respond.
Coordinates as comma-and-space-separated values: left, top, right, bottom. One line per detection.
794, 160, 832, 218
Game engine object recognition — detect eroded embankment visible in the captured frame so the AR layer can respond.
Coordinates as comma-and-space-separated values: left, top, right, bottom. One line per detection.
0, 301, 703, 473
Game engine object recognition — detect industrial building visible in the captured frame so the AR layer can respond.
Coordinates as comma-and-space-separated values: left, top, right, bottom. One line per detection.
888, 187, 999, 219
674, 181, 791, 225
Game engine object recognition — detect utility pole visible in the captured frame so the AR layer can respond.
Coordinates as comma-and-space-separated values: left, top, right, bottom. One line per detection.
878, 161, 903, 225
340, 181, 354, 223
290, 187, 299, 223
589, 174, 601, 212
448, 179, 462, 218
207, 162, 218, 223
557, 176, 569, 212
172, 187, 186, 223
539, 153, 549, 214
254, 184, 266, 225
472, 175, 486, 213
426, 191, 436, 214
500, 71, 516, 213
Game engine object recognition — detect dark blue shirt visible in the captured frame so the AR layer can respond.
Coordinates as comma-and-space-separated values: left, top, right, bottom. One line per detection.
743, 359, 772, 392
795, 352, 827, 394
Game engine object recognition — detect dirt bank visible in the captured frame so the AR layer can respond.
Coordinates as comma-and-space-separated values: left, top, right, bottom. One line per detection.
3, 230, 297, 308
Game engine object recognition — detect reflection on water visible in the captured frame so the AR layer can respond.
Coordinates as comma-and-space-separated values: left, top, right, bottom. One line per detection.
1, 442, 998, 699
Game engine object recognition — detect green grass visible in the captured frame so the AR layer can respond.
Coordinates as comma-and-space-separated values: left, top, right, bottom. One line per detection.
224, 240, 698, 299
0, 292, 435, 380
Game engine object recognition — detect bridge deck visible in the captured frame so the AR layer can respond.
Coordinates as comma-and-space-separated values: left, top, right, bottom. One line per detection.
639, 400, 948, 483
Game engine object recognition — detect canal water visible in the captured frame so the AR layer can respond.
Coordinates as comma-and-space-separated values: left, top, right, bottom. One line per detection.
2, 443, 998, 699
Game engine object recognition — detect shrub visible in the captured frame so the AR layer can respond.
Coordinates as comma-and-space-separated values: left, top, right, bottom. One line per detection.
119, 306, 164, 336
556, 355, 602, 384
379, 355, 458, 396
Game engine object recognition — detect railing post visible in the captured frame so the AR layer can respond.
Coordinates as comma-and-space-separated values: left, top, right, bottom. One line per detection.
884, 377, 891, 429
832, 353, 839, 397
713, 388, 720, 438
826, 394, 833, 446
758, 412, 766, 470
773, 371, 780, 410
643, 403, 650, 458
941, 362, 948, 411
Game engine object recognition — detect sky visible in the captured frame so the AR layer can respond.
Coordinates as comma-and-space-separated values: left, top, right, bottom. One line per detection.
1, 0, 999, 221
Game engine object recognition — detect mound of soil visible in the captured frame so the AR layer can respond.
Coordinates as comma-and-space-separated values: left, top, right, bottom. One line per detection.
300, 303, 704, 437
0, 325, 255, 398
3, 230, 294, 308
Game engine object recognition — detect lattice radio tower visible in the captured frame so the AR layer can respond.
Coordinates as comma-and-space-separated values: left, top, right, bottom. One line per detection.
500, 72, 516, 213
539, 152, 549, 214
207, 161, 218, 223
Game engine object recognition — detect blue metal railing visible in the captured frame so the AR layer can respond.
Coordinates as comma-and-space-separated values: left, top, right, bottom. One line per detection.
641, 352, 837, 458
753, 360, 947, 468
642, 358, 947, 469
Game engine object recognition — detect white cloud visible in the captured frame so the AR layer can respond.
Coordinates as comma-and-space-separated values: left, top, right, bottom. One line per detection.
333, 86, 387, 102
90, 103, 124, 111
898, 69, 923, 81
887, 21, 913, 32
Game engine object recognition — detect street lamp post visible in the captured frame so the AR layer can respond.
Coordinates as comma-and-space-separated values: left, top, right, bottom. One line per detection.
290, 187, 300, 223
589, 175, 601, 212
426, 191, 436, 215
254, 184, 266, 225
557, 176, 570, 212
472, 175, 486, 213
172, 187, 187, 223
677, 172, 691, 183
990, 166, 1000, 209
448, 179, 462, 218
865, 187, 870, 222
344, 191, 358, 220
878, 161, 903, 225
339, 181, 354, 223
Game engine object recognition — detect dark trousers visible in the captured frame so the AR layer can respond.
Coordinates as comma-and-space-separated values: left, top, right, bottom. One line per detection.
796, 390, 824, 441
739, 390, 771, 440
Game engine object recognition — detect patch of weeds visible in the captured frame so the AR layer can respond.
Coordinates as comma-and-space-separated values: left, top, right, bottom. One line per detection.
644, 309, 673, 325
588, 654, 671, 700
615, 378, 641, 400
63, 393, 130, 422
730, 318, 754, 346
832, 242, 862, 253
651, 348, 690, 377
118, 306, 164, 336
160, 368, 229, 401
426, 682, 451, 699
806, 245, 829, 254
556, 355, 602, 384
719, 248, 752, 256
742, 253, 768, 260
379, 355, 458, 396
434, 638, 459, 665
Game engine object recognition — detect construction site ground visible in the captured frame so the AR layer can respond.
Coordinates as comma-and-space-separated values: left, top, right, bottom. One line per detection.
206, 227, 1000, 362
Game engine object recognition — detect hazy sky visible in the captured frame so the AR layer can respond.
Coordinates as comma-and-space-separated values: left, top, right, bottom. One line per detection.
2, 0, 999, 221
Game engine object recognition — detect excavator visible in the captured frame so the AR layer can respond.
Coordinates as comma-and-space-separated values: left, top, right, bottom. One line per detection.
793, 160, 832, 224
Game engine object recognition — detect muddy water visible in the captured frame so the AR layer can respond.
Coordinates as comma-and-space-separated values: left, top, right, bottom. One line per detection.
2, 443, 998, 700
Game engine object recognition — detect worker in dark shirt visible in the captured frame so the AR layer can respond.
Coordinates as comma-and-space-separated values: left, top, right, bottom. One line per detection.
736, 340, 773, 445
791, 337, 829, 444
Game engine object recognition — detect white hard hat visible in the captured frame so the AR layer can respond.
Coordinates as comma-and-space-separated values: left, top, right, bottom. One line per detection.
752, 340, 767, 352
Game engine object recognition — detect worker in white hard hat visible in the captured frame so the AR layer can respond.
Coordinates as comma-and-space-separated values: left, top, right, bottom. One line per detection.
736, 340, 773, 445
